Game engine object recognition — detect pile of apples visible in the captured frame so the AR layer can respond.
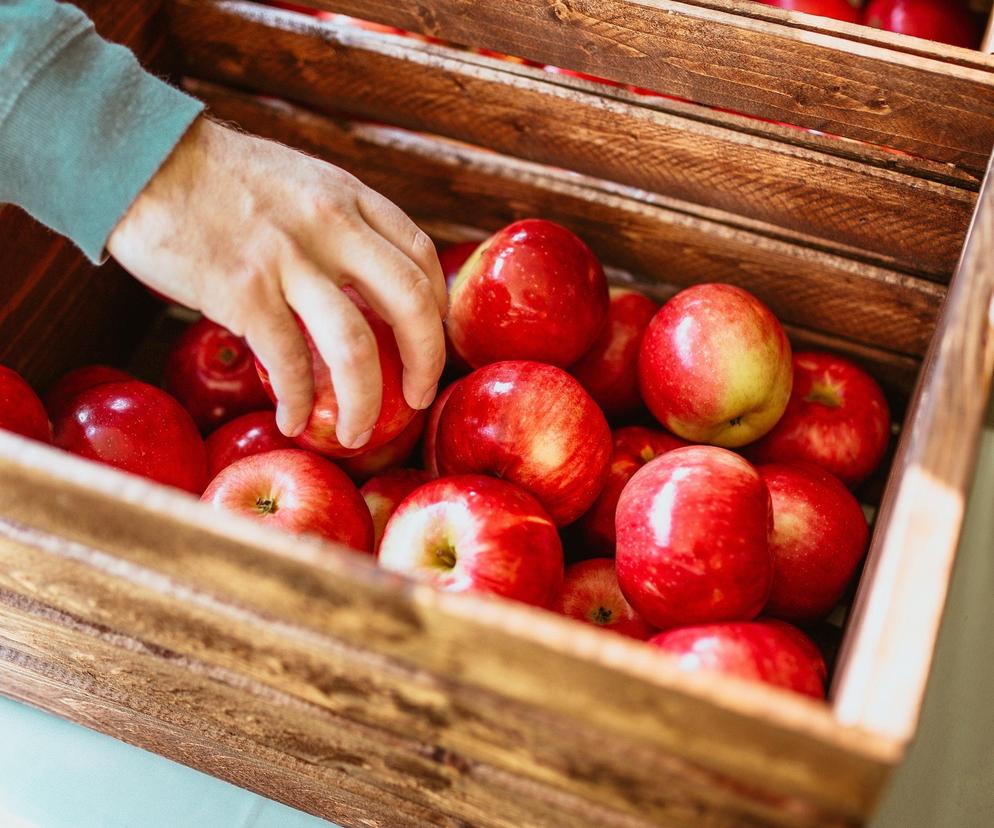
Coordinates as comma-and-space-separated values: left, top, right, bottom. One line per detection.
0, 218, 892, 700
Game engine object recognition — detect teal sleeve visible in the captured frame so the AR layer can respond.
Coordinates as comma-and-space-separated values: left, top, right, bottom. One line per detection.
0, 0, 204, 262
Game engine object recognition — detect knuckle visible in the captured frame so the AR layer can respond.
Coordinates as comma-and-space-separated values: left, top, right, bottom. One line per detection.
410, 229, 435, 259
403, 278, 437, 320
338, 327, 377, 371
312, 193, 357, 227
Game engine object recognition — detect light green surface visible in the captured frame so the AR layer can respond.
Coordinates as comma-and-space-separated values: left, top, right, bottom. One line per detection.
0, 408, 991, 828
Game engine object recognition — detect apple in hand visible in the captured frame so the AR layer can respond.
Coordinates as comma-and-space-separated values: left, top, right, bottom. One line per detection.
556, 558, 654, 639
256, 288, 415, 458
570, 288, 658, 420
864, 0, 980, 49
748, 352, 890, 487
580, 426, 687, 555
759, 463, 868, 620
422, 380, 460, 478
53, 380, 208, 493
338, 410, 425, 482
436, 361, 612, 525
205, 410, 295, 478
360, 468, 432, 551
202, 448, 373, 552
378, 474, 563, 607
616, 446, 772, 629
0, 365, 50, 442
44, 364, 131, 421
165, 318, 271, 431
447, 219, 609, 368
754, 0, 861, 23
638, 284, 792, 447
649, 619, 826, 698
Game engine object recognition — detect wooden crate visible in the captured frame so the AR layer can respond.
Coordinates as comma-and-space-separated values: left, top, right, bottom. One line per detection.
1, 1, 993, 826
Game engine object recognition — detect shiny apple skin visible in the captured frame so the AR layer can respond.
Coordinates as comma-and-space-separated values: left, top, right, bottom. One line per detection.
447, 219, 609, 368
556, 558, 655, 639
53, 380, 207, 493
748, 352, 890, 487
44, 364, 131, 421
0, 365, 50, 442
436, 361, 612, 526
579, 426, 688, 555
205, 410, 295, 479
165, 318, 271, 431
338, 409, 426, 481
638, 284, 792, 447
256, 289, 415, 458
422, 380, 460, 478
648, 619, 826, 698
616, 446, 773, 629
202, 448, 373, 552
759, 463, 868, 621
378, 474, 563, 607
864, 0, 980, 49
570, 288, 658, 420
360, 468, 432, 551
754, 0, 861, 23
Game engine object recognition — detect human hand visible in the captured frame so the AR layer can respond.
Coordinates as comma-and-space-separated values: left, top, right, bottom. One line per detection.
107, 116, 446, 448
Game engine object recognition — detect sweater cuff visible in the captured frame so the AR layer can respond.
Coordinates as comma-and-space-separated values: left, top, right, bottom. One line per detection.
0, 27, 204, 263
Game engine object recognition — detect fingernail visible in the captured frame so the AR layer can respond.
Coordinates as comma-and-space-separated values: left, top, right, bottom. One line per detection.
417, 384, 438, 410
341, 427, 373, 450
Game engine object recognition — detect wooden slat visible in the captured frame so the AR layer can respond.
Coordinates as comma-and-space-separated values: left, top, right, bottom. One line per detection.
267, 0, 994, 171
832, 154, 994, 740
169, 1, 976, 279
0, 434, 900, 827
187, 81, 945, 357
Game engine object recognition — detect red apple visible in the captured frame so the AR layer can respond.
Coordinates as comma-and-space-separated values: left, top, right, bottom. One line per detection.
616, 446, 772, 629
44, 364, 131, 421
570, 288, 658, 420
0, 365, 50, 442
422, 380, 460, 478
759, 463, 869, 620
648, 619, 826, 698
338, 410, 426, 481
436, 361, 612, 525
205, 410, 295, 479
638, 284, 792, 447
361, 468, 432, 551
378, 474, 563, 607
447, 219, 609, 368
748, 352, 890, 487
754, 0, 862, 23
53, 380, 207, 493
165, 318, 271, 431
202, 449, 373, 552
543, 65, 625, 87
256, 288, 415, 458
864, 0, 980, 49
556, 558, 654, 639
439, 241, 481, 288
580, 426, 688, 555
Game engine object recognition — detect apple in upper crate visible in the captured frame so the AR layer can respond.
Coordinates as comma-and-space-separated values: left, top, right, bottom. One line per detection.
338, 409, 426, 482
638, 284, 792, 447
759, 462, 869, 621
44, 364, 131, 421
422, 379, 460, 478
570, 287, 659, 420
378, 474, 564, 607
864, 0, 981, 49
616, 446, 773, 629
256, 288, 415, 458
205, 410, 295, 479
556, 558, 655, 639
435, 361, 612, 526
748, 352, 890, 487
447, 219, 609, 368
202, 448, 373, 553
361, 468, 432, 552
53, 380, 207, 494
753, 0, 861, 24
0, 365, 50, 442
649, 619, 827, 698
580, 426, 687, 555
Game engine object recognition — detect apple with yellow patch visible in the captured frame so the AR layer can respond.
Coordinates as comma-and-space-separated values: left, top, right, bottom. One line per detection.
638, 284, 792, 447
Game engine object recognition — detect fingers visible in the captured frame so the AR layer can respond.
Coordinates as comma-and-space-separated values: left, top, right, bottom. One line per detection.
283, 264, 383, 450
356, 187, 448, 316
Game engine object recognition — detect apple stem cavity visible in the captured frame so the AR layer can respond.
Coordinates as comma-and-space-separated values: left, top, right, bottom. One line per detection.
255, 495, 278, 515
433, 540, 457, 570
592, 606, 613, 625
729, 416, 743, 427
804, 383, 842, 408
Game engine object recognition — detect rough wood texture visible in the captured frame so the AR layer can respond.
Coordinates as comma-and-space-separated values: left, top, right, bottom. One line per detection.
0, 434, 899, 827
189, 81, 944, 357
832, 154, 994, 741
275, 0, 994, 171
169, 0, 976, 279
